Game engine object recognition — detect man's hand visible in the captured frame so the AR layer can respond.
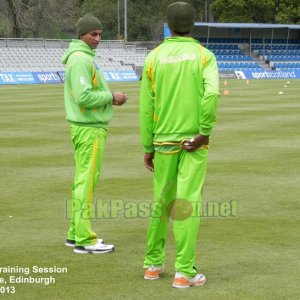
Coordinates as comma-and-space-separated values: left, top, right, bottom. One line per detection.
144, 153, 154, 172
183, 135, 209, 152
112, 92, 127, 106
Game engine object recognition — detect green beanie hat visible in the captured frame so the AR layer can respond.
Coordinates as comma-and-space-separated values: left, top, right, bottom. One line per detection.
166, 2, 195, 34
76, 13, 103, 38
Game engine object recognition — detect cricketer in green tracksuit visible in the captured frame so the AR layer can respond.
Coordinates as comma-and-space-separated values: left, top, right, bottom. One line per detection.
140, 36, 219, 278
62, 36, 127, 247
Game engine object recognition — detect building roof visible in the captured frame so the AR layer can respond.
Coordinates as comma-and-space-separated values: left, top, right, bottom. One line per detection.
194, 22, 300, 30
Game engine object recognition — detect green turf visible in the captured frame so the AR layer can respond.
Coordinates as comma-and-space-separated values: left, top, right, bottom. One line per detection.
0, 80, 299, 299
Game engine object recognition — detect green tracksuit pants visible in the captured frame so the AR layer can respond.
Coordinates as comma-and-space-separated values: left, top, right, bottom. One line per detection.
144, 148, 208, 278
67, 124, 107, 246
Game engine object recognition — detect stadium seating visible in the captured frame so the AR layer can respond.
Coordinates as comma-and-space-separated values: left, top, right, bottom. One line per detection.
0, 37, 299, 73
0, 38, 148, 73
273, 62, 300, 69
250, 38, 300, 70
202, 40, 264, 71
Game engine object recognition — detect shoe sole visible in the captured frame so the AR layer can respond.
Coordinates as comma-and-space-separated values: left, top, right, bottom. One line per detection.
172, 279, 206, 289
74, 248, 114, 254
144, 275, 159, 280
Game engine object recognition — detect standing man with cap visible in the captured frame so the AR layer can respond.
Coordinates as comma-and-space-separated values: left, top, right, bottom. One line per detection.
140, 2, 219, 287
62, 13, 128, 254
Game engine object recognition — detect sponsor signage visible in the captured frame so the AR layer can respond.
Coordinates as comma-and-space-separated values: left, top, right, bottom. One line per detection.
32, 72, 62, 84
57, 70, 139, 83
1, 69, 298, 85
0, 70, 139, 85
0, 72, 36, 84
0, 72, 62, 85
219, 71, 238, 79
235, 69, 300, 80
103, 71, 139, 82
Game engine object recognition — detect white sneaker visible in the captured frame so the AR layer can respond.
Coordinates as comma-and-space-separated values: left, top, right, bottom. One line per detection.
74, 241, 114, 254
172, 272, 206, 288
65, 238, 104, 248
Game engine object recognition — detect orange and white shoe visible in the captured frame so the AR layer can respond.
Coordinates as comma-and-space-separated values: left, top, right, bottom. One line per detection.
172, 272, 206, 288
144, 264, 165, 280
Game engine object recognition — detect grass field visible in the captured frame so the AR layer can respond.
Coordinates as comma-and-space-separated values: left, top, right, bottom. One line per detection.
0, 80, 299, 299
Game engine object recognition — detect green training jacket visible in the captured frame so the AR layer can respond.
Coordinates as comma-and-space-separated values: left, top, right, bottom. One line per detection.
62, 39, 113, 128
140, 36, 219, 153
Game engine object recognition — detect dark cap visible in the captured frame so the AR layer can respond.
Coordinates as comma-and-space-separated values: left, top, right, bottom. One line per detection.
76, 13, 103, 38
166, 2, 195, 34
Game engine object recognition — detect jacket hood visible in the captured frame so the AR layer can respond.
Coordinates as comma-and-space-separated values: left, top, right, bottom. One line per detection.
61, 39, 95, 65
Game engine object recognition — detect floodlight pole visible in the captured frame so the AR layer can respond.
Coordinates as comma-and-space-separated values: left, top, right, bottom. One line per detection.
124, 0, 128, 41
117, 0, 120, 38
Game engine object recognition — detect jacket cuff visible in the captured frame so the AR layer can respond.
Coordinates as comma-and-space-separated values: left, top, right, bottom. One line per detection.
199, 127, 212, 136
144, 145, 154, 153
107, 91, 114, 103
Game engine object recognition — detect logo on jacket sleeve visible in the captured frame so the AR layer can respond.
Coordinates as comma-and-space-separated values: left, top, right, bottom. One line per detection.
80, 76, 85, 85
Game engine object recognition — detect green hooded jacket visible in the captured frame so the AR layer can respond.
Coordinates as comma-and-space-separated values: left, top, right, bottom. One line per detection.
140, 36, 219, 153
62, 39, 113, 128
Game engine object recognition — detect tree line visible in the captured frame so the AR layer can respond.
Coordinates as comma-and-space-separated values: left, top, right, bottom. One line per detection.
0, 0, 299, 41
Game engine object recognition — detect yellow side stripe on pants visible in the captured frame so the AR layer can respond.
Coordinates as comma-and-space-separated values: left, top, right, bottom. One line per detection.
87, 137, 99, 239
